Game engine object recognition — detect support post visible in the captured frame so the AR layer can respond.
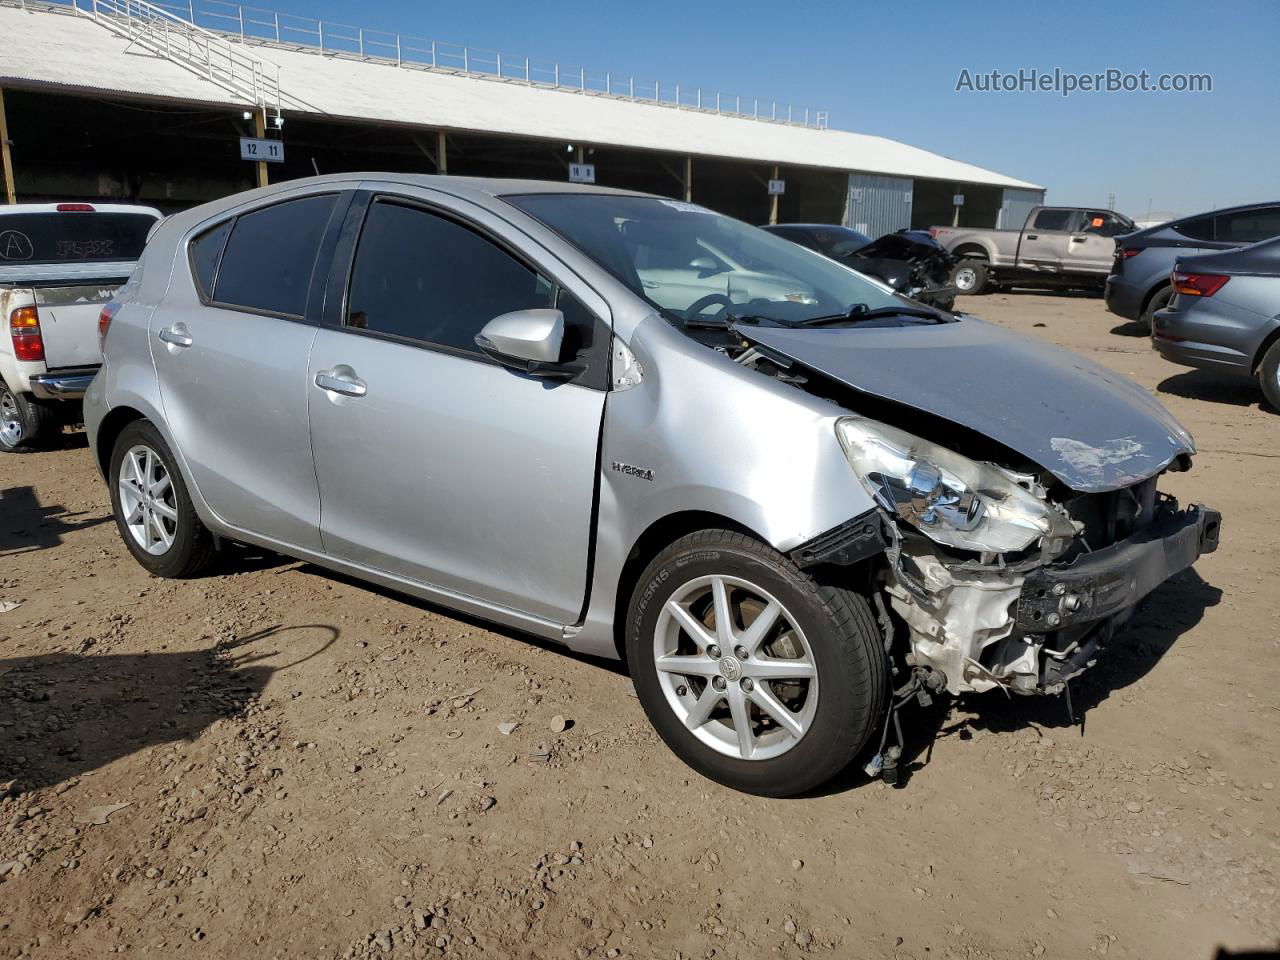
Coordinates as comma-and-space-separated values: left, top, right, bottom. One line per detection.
575, 145, 584, 164
0, 87, 15, 204
253, 109, 268, 188
683, 155, 692, 203
769, 164, 780, 225
436, 130, 447, 174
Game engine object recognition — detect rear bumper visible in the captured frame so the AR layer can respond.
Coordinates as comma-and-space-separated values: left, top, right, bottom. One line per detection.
1103, 275, 1142, 320
29, 366, 98, 400
1016, 503, 1220, 633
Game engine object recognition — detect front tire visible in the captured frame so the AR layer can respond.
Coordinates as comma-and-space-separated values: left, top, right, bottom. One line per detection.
625, 529, 887, 797
951, 258, 989, 296
109, 420, 216, 578
0, 381, 59, 453
1258, 339, 1280, 413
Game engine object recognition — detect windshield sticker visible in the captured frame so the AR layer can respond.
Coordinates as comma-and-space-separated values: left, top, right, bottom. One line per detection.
57, 239, 114, 259
657, 200, 714, 215
0, 230, 33, 261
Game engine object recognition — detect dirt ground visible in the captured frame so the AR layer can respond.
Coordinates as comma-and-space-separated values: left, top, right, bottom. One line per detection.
0, 293, 1276, 960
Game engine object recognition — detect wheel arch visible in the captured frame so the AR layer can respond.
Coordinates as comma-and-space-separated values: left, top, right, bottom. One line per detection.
1252, 323, 1280, 374
951, 243, 991, 262
94, 405, 148, 479
610, 510, 763, 661
1140, 279, 1172, 318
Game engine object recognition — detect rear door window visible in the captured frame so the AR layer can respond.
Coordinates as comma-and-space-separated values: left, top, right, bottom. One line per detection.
1216, 207, 1280, 244
1031, 209, 1074, 232
0, 212, 155, 265
213, 194, 337, 318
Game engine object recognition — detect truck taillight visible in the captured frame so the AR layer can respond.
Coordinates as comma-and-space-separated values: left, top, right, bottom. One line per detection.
1172, 272, 1229, 298
99, 301, 121, 345
9, 306, 45, 362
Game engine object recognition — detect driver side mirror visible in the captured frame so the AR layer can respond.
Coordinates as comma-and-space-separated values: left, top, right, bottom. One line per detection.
474, 309, 585, 380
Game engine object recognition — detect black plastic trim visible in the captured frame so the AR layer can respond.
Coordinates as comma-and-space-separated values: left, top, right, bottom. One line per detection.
789, 510, 886, 568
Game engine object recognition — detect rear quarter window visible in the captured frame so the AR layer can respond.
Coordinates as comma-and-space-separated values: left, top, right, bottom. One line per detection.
212, 194, 337, 318
1031, 209, 1073, 232
188, 219, 232, 300
1171, 215, 1216, 242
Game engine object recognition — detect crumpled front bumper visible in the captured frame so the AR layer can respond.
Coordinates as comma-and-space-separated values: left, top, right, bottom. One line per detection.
1016, 504, 1221, 633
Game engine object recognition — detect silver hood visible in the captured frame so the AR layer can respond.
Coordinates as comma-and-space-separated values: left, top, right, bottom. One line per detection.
739, 316, 1195, 493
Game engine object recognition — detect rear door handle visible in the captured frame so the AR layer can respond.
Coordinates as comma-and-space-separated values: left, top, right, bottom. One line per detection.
1070, 235, 1087, 243
314, 370, 367, 398
1026, 234, 1039, 240
157, 325, 193, 347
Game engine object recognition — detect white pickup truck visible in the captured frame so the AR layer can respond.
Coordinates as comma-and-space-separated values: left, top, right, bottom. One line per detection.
930, 205, 1135, 295
0, 202, 160, 452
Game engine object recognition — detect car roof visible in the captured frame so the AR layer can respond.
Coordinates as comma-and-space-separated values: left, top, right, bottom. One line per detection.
1127, 199, 1280, 239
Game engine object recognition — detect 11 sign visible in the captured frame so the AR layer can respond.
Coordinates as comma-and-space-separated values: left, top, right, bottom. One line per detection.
240, 137, 285, 164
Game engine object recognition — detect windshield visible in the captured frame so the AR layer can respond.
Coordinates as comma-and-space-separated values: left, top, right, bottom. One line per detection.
815, 227, 872, 257
0, 212, 155, 266
505, 194, 903, 326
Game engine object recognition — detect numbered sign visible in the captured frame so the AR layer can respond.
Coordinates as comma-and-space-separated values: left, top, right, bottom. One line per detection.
768, 179, 786, 196
240, 137, 285, 164
568, 163, 596, 184
952, 194, 965, 206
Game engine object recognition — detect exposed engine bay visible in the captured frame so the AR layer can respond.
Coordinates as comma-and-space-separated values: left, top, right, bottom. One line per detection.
705, 316, 1221, 704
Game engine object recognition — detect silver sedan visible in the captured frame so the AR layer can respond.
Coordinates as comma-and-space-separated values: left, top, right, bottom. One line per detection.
86, 175, 1219, 796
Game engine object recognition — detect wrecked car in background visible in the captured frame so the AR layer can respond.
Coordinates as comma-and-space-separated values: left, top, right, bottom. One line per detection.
761, 223, 958, 310
86, 176, 1220, 798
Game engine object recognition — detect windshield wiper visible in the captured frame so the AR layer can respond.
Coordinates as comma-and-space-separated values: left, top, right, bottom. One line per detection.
796, 304, 949, 327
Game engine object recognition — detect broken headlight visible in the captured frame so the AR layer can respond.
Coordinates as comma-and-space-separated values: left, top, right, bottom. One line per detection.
835, 416, 1073, 554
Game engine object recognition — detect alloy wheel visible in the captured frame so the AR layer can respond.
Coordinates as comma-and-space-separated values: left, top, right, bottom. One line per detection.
653, 575, 818, 761
0, 387, 22, 447
117, 444, 179, 555
953, 267, 976, 292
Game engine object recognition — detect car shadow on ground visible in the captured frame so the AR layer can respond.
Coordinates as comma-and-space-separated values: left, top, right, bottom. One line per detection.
1109, 320, 1150, 338
292, 564, 630, 677
1158, 369, 1266, 409
813, 567, 1221, 796
0, 624, 338, 796
0, 485, 111, 554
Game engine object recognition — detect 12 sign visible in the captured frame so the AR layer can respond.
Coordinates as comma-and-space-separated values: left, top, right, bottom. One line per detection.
240, 138, 285, 164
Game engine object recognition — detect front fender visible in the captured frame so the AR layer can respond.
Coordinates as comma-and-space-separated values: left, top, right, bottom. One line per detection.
570, 316, 876, 659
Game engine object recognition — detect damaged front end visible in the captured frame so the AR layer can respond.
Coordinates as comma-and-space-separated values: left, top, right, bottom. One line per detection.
732, 316, 1221, 700
835, 418, 1222, 697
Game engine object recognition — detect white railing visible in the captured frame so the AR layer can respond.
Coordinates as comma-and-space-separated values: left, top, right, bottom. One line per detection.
74, 0, 282, 115
49, 0, 825, 128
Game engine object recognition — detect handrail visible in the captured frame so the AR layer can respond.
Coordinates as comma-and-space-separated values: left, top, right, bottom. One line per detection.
73, 0, 283, 115
73, 0, 828, 128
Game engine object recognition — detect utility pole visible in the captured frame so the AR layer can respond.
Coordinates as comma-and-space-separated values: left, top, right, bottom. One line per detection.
0, 87, 16, 204
253, 108, 269, 188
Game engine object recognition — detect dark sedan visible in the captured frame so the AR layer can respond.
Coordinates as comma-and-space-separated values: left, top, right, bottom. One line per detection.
1105, 201, 1280, 329
1152, 235, 1280, 410
761, 223, 957, 310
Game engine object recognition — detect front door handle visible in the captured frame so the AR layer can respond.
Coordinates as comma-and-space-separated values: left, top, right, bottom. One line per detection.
1025, 234, 1039, 240
1070, 235, 1087, 243
315, 370, 367, 398
157, 325, 193, 347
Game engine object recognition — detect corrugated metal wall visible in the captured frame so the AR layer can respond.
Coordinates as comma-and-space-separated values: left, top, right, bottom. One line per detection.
998, 188, 1045, 230
844, 173, 913, 238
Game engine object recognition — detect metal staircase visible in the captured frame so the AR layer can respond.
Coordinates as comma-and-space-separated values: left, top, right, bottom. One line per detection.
76, 0, 281, 117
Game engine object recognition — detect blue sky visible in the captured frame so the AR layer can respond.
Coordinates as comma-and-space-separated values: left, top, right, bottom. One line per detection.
295, 0, 1276, 218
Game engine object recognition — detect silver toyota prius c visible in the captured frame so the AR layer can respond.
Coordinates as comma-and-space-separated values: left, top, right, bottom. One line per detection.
85, 175, 1221, 797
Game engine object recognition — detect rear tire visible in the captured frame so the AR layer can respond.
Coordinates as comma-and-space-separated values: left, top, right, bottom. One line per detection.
1141, 286, 1173, 332
109, 420, 216, 578
951, 258, 989, 296
625, 529, 887, 797
0, 381, 60, 453
1258, 340, 1280, 413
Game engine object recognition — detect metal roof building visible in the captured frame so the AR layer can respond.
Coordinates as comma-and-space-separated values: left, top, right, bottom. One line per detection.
0, 0, 1044, 231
